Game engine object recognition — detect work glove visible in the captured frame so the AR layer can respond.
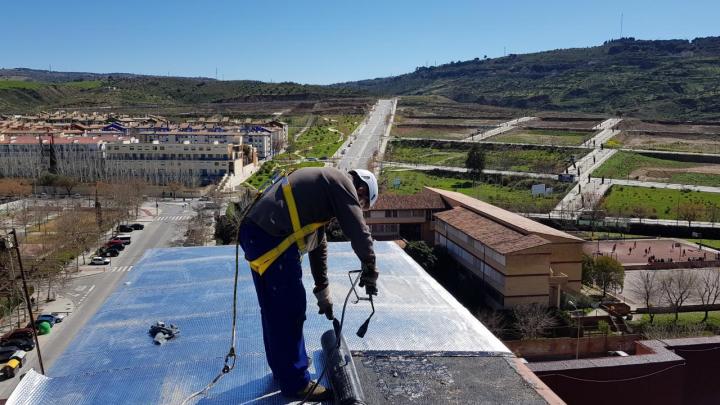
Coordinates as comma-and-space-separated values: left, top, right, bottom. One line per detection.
359, 262, 379, 296
314, 284, 334, 320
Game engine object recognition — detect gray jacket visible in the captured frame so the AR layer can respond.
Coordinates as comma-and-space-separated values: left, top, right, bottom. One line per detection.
246, 167, 375, 288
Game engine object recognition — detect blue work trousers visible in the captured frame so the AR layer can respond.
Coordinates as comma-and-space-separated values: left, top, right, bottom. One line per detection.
239, 220, 310, 395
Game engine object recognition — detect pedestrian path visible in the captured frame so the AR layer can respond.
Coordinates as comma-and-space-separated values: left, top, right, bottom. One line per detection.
109, 266, 133, 273
156, 215, 193, 221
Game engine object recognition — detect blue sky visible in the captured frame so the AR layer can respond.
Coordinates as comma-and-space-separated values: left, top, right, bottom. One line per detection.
1, 0, 718, 84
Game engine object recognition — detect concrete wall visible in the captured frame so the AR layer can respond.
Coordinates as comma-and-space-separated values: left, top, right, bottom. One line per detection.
529, 337, 720, 405
504, 335, 641, 361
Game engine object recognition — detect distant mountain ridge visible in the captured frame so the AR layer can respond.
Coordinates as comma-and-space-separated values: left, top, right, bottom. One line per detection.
3, 36, 720, 119
338, 36, 720, 120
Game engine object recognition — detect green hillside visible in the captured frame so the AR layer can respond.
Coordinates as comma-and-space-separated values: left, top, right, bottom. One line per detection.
339, 37, 720, 120
0, 73, 363, 113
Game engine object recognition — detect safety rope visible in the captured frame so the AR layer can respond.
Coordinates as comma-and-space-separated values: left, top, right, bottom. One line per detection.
179, 171, 283, 405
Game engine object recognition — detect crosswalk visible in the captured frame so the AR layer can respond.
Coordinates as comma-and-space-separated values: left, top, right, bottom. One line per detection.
156, 215, 193, 221
109, 266, 133, 273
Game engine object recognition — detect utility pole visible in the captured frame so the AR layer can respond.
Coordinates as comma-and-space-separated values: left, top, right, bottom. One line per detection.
9, 229, 45, 374
620, 13, 624, 38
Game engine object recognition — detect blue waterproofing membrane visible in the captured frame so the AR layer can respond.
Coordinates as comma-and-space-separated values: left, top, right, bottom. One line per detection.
8, 242, 510, 405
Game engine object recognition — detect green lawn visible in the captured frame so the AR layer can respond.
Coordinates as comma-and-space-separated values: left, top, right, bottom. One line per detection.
593, 151, 720, 187
0, 80, 43, 90
289, 115, 361, 159
244, 161, 324, 189
685, 238, 720, 250
384, 142, 581, 174
490, 129, 593, 146
632, 312, 720, 330
600, 185, 720, 220
381, 169, 570, 213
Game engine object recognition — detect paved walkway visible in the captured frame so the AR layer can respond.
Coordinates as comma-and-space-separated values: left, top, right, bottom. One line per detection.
222, 163, 259, 192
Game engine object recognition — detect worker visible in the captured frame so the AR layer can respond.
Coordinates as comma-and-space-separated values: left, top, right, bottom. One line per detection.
239, 167, 379, 401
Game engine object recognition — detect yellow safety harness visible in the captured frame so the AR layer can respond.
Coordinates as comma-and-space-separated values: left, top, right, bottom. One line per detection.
248, 177, 328, 275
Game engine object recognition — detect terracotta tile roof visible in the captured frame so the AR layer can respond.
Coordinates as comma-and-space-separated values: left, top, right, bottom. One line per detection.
427, 187, 583, 242
372, 189, 449, 211
435, 206, 550, 254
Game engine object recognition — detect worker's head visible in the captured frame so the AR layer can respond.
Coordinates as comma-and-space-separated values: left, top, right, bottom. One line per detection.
349, 169, 378, 209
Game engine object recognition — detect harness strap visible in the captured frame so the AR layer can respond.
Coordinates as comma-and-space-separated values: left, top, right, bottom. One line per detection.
282, 177, 306, 251
249, 177, 327, 275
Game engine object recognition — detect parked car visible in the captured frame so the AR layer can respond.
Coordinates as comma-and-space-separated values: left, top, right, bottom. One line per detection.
130, 223, 145, 230
198, 196, 210, 202
9, 350, 26, 367
37, 314, 64, 324
90, 256, 110, 265
2, 359, 21, 378
0, 329, 33, 344
116, 225, 133, 233
114, 236, 131, 245
0, 347, 22, 363
0, 338, 33, 352
105, 240, 125, 249
99, 248, 120, 257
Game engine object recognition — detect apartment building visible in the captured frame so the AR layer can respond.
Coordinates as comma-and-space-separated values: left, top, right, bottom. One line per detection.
104, 140, 244, 186
0, 135, 109, 181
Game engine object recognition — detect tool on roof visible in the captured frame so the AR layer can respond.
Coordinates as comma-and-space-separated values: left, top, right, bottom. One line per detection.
148, 321, 179, 345
299, 269, 373, 405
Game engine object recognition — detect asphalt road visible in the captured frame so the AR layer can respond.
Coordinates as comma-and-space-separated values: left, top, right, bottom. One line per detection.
337, 99, 394, 171
0, 200, 192, 399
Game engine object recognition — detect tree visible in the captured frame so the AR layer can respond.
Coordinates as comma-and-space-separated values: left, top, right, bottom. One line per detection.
695, 269, 720, 322
581, 254, 595, 285
592, 256, 624, 297
660, 270, 697, 321
404, 241, 438, 272
632, 206, 648, 223
55, 175, 78, 196
629, 271, 660, 323
465, 144, 485, 186
476, 309, 506, 337
513, 303, 556, 340
677, 201, 704, 227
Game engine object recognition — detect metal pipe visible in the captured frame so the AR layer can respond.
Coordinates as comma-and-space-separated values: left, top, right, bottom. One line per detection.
10, 229, 45, 374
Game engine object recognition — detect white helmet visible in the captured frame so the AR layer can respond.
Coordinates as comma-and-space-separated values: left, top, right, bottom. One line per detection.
350, 169, 378, 208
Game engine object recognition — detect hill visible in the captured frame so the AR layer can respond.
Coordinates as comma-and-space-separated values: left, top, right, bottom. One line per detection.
0, 69, 363, 113
339, 37, 720, 120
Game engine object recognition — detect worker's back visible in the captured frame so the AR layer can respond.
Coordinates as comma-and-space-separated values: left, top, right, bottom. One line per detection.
245, 167, 373, 261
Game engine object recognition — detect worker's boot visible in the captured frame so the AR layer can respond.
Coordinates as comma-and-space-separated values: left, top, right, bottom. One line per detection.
293, 380, 332, 401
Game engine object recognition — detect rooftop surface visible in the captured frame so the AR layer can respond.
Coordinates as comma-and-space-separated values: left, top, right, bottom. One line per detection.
8, 242, 552, 404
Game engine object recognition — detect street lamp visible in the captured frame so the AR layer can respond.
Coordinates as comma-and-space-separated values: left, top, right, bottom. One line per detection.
568, 300, 581, 360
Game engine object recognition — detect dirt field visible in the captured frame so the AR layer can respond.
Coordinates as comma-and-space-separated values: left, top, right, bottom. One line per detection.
629, 165, 720, 182
392, 125, 479, 140
612, 131, 720, 154
583, 239, 710, 266
617, 119, 720, 135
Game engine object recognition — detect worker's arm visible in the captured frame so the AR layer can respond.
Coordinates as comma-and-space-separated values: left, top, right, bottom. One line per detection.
328, 179, 376, 268
309, 227, 328, 289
